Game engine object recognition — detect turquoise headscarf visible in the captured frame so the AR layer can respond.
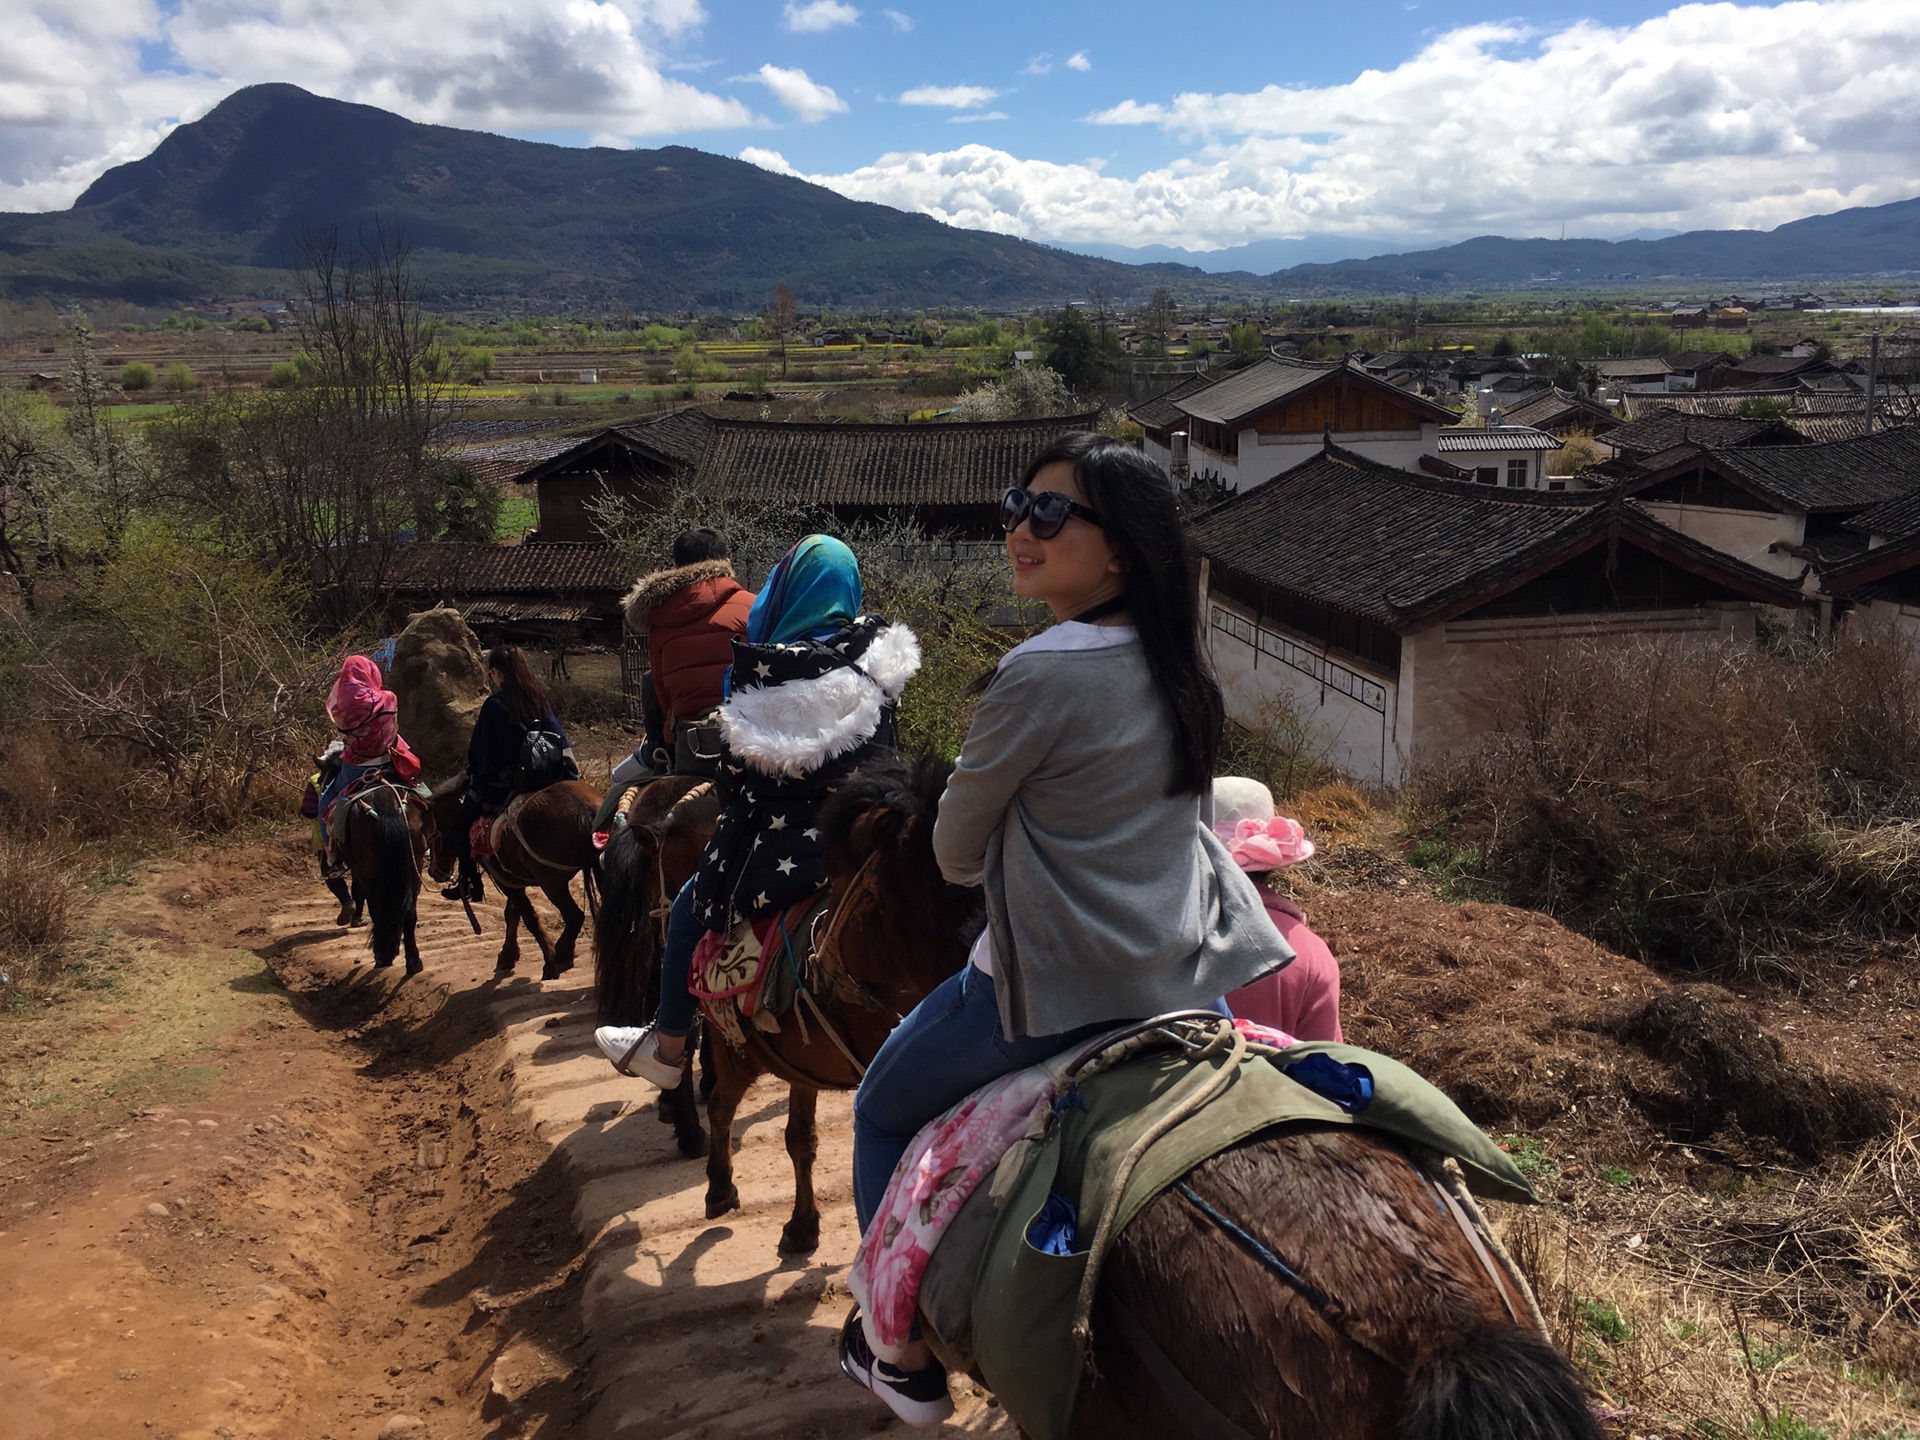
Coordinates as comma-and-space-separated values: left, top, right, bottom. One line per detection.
747, 535, 862, 645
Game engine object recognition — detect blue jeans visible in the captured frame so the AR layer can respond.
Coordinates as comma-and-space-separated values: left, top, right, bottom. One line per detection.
318, 760, 380, 817
655, 878, 704, 1039
852, 965, 1117, 1233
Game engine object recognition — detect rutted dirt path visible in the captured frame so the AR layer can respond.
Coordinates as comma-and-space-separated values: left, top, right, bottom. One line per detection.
1, 833, 1009, 1439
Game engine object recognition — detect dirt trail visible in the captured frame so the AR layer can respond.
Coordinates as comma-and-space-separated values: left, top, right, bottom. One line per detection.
2, 834, 1009, 1439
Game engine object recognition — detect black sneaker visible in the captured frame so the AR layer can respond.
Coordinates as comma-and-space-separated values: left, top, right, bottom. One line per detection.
838, 1307, 953, 1426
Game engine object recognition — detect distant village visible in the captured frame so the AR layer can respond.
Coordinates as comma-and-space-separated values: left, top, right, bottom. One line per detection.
333, 286, 1916, 792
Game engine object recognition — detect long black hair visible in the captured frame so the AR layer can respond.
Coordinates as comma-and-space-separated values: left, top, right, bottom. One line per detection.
487, 644, 555, 729
1020, 432, 1223, 795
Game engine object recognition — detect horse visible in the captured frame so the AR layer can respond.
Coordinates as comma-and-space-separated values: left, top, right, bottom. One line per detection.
591, 755, 991, 1254
335, 779, 429, 975
426, 773, 604, 981
831, 756, 1598, 1440
594, 776, 726, 1159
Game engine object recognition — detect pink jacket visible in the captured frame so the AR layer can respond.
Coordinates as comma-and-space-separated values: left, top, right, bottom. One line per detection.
1227, 893, 1343, 1043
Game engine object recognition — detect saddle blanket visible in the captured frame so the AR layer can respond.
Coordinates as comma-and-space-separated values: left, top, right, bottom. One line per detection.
848, 1019, 1299, 1363
688, 893, 825, 1019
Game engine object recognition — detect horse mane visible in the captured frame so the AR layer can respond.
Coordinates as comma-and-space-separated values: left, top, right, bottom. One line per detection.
819, 753, 953, 854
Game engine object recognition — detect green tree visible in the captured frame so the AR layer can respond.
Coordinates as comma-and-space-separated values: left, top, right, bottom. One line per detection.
264, 360, 300, 389
1229, 321, 1265, 361
1492, 333, 1518, 357
1139, 288, 1176, 357
1042, 305, 1105, 395
466, 347, 495, 383
119, 361, 155, 391
766, 283, 798, 378
161, 361, 197, 393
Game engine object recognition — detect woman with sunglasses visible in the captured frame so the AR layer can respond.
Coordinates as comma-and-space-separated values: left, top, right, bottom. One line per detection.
838, 432, 1292, 1424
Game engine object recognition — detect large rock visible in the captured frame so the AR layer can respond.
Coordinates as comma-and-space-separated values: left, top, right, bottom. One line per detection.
391, 608, 489, 785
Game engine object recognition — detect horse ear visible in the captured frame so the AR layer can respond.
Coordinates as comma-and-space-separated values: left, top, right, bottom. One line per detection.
848, 806, 905, 855
898, 814, 921, 845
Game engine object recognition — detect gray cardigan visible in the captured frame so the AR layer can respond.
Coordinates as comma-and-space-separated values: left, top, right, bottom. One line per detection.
932, 636, 1292, 1039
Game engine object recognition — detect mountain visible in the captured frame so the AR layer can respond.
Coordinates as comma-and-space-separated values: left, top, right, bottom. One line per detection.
0, 84, 1208, 310
1261, 202, 1920, 292
1062, 235, 1425, 275
1, 84, 1917, 309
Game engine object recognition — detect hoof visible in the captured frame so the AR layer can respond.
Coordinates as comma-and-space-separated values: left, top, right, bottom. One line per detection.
373, 958, 394, 969
677, 1130, 710, 1161
704, 1185, 740, 1219
406, 960, 424, 977
350, 911, 367, 928
494, 961, 517, 977
777, 1220, 821, 1255
334, 904, 354, 927
540, 962, 572, 982
655, 1093, 676, 1124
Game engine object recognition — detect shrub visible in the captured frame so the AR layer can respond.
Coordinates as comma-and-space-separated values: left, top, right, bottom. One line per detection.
119, 361, 154, 391
264, 359, 300, 389
160, 361, 197, 392
1407, 627, 1920, 971
1220, 695, 1337, 801
0, 835, 76, 954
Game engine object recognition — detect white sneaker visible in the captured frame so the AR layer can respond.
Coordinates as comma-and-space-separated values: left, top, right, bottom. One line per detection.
595, 1025, 688, 1088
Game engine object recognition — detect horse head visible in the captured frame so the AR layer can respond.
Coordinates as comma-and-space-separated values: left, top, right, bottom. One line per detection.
423, 771, 468, 883
819, 753, 977, 1016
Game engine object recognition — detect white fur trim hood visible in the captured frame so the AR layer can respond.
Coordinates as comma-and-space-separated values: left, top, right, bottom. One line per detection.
717, 623, 921, 779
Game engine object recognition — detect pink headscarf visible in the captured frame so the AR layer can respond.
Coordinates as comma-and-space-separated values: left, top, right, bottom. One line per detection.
1219, 816, 1315, 872
326, 655, 398, 763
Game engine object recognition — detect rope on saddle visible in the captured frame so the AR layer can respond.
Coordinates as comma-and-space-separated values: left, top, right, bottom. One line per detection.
1429, 1155, 1552, 1341
1067, 1015, 1247, 1352
649, 782, 714, 943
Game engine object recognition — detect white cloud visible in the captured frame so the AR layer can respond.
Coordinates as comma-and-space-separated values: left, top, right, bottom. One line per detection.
882, 9, 913, 32
949, 112, 1008, 124
781, 1, 1920, 249
782, 1, 859, 33
1, 0, 758, 210
738, 146, 799, 175
1021, 53, 1052, 76
897, 85, 998, 109
755, 64, 849, 123
1065, 51, 1091, 71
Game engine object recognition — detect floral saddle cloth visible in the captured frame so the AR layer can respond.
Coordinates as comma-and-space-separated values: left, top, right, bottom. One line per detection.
687, 891, 831, 1039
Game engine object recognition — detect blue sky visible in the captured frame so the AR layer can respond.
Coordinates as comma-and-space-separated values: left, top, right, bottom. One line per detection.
7, 1, 1920, 254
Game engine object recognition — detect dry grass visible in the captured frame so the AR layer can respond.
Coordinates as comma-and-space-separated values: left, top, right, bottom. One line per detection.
1495, 1121, 1920, 1438
0, 834, 78, 1000
1407, 628, 1920, 975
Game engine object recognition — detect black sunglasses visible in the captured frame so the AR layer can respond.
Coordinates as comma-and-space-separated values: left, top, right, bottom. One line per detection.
1000, 486, 1102, 539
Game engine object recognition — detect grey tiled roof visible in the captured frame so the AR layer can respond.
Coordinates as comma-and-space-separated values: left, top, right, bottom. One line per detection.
1187, 443, 1794, 628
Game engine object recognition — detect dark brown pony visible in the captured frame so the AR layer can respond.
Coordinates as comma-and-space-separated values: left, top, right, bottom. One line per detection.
834, 758, 1598, 1440
336, 780, 429, 975
425, 773, 603, 980
592, 758, 973, 1252
593, 777, 727, 1159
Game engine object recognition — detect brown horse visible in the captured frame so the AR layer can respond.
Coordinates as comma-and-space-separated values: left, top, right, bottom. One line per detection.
828, 756, 1598, 1440
593, 776, 727, 1158
426, 773, 604, 980
336, 779, 429, 975
591, 756, 991, 1253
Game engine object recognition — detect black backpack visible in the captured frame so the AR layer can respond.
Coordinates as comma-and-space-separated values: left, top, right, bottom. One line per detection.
514, 723, 572, 794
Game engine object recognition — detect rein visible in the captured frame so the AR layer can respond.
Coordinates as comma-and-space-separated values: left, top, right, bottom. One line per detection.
649, 782, 713, 945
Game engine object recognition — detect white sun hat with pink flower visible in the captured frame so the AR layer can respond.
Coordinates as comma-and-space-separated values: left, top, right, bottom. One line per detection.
1211, 777, 1315, 873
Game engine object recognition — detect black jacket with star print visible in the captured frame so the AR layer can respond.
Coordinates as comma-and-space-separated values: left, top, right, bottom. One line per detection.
689, 615, 922, 930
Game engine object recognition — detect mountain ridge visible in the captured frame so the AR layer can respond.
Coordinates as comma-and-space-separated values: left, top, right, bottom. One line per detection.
1, 83, 1917, 308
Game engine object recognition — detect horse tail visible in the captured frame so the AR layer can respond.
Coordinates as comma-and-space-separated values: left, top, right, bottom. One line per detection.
363, 796, 418, 968
1399, 1325, 1602, 1440
593, 822, 651, 1025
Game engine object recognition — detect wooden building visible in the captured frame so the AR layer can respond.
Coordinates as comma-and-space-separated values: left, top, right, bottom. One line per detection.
514, 410, 1099, 543
374, 541, 629, 648
1187, 441, 1800, 783
1132, 357, 1455, 493
1498, 387, 1621, 441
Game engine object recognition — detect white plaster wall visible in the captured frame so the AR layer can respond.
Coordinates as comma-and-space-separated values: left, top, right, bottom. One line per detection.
1230, 426, 1436, 490
1205, 597, 1401, 784
1636, 502, 1804, 578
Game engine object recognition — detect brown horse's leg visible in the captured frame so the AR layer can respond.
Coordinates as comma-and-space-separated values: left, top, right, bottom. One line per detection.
542, 879, 584, 980
703, 1041, 753, 1220
516, 886, 558, 972
777, 1084, 821, 1255
666, 1048, 708, 1160
496, 890, 525, 975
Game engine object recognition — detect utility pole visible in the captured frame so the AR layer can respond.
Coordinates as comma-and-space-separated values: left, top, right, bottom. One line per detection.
1865, 330, 1881, 435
